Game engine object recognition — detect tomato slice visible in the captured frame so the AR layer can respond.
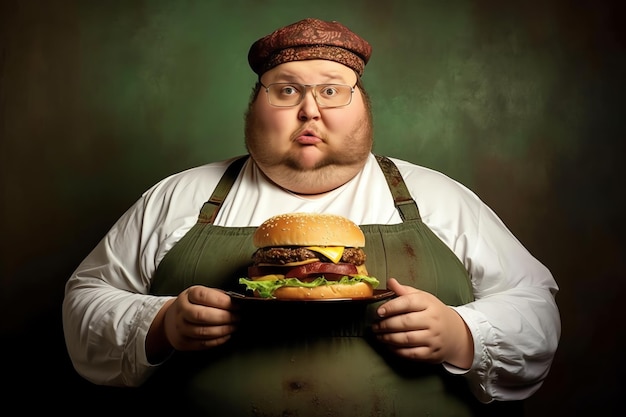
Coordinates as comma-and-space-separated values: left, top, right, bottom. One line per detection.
285, 262, 357, 280
248, 262, 358, 281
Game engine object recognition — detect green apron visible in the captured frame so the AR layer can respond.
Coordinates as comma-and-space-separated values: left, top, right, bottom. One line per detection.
145, 155, 523, 416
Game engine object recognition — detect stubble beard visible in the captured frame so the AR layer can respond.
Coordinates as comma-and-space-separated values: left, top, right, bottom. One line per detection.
243, 107, 374, 193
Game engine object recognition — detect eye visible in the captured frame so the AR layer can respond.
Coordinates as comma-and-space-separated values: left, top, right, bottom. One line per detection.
279, 85, 301, 96
319, 85, 339, 97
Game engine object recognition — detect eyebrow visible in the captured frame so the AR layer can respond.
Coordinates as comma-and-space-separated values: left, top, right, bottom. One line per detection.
271, 72, 351, 84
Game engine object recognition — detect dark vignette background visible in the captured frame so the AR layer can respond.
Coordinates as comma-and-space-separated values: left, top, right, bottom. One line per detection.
1, 0, 624, 414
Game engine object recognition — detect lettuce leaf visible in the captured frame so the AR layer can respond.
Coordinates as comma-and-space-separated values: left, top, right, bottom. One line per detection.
238, 275, 379, 299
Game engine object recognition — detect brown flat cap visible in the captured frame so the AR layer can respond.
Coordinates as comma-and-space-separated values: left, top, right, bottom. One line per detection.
248, 18, 372, 77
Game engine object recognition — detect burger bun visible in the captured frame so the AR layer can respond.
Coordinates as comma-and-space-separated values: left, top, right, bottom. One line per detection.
270, 281, 374, 300
253, 212, 365, 248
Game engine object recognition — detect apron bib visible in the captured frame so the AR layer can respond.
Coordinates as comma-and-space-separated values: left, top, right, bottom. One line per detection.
144, 156, 520, 416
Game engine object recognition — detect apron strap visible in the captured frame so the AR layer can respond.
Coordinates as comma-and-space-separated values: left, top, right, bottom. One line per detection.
375, 155, 421, 221
198, 155, 249, 224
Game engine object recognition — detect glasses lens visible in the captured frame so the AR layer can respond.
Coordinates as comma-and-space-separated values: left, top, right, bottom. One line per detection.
266, 84, 353, 107
315, 85, 353, 107
267, 84, 302, 107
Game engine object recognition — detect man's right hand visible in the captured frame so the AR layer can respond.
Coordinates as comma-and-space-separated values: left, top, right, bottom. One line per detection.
147, 285, 239, 363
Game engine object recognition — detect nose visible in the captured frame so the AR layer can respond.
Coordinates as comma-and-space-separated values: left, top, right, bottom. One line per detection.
298, 87, 321, 121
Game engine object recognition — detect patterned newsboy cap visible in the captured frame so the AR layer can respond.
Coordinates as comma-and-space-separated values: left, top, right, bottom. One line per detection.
248, 18, 372, 77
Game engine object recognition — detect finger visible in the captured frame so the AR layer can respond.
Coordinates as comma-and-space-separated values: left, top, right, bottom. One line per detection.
377, 291, 425, 319
176, 332, 235, 351
385, 345, 444, 363
375, 328, 444, 361
198, 334, 233, 349
177, 289, 239, 326
184, 304, 239, 327
186, 285, 233, 309
373, 312, 428, 334
386, 278, 418, 296
184, 322, 238, 341
171, 312, 238, 348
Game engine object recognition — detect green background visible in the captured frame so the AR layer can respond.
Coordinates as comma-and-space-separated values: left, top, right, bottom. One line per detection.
1, 0, 624, 414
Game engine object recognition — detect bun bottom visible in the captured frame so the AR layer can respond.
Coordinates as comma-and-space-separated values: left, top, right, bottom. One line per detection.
270, 282, 374, 300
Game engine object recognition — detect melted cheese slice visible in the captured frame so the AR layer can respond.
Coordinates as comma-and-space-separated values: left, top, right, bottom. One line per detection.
254, 274, 285, 281
306, 246, 344, 264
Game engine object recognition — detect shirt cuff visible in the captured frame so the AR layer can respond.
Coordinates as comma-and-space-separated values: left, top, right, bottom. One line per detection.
123, 295, 175, 386
446, 304, 496, 403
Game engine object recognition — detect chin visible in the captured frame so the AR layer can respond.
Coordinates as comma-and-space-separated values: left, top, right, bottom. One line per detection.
286, 148, 331, 171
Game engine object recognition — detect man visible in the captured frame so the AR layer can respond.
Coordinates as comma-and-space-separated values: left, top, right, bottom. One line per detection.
63, 18, 560, 415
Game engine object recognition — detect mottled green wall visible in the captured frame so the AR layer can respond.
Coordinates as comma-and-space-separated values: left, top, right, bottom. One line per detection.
1, 0, 624, 414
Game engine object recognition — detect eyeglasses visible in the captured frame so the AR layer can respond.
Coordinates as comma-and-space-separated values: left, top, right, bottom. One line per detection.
260, 82, 356, 108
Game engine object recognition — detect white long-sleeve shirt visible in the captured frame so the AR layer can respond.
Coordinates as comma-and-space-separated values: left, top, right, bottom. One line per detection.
62, 154, 560, 403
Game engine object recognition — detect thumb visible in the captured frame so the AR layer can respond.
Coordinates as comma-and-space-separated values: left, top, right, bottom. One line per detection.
386, 277, 418, 296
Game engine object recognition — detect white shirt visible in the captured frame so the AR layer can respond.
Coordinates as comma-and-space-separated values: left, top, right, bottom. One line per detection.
62, 154, 560, 403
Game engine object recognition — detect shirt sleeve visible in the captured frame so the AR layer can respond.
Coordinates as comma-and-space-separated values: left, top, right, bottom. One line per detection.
61, 164, 222, 387
61, 194, 170, 386
409, 168, 561, 403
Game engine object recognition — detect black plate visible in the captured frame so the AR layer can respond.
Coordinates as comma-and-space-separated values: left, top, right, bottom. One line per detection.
228, 289, 395, 304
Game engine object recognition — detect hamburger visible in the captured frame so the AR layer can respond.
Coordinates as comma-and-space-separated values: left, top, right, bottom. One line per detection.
238, 212, 379, 299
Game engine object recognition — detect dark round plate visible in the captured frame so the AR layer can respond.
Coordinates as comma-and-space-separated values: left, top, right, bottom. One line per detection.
228, 289, 395, 304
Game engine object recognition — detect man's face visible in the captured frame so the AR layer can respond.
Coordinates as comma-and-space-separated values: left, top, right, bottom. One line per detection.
244, 59, 373, 193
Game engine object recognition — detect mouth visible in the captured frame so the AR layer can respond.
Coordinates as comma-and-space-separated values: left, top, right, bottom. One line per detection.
294, 128, 323, 144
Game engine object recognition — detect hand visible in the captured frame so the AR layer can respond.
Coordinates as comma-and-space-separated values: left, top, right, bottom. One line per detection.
371, 278, 474, 369
147, 285, 238, 362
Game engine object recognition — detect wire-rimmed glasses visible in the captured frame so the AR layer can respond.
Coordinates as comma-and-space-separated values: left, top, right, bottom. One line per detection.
261, 82, 356, 108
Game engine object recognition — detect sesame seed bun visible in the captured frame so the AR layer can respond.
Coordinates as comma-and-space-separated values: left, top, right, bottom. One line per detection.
252, 212, 365, 248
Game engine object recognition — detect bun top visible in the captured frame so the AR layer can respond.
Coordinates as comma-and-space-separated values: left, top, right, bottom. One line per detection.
253, 212, 365, 248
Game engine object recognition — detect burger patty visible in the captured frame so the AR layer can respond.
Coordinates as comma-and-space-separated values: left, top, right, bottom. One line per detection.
252, 247, 366, 266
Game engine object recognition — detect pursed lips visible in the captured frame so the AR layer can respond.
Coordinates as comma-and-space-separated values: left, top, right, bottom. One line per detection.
294, 128, 323, 145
